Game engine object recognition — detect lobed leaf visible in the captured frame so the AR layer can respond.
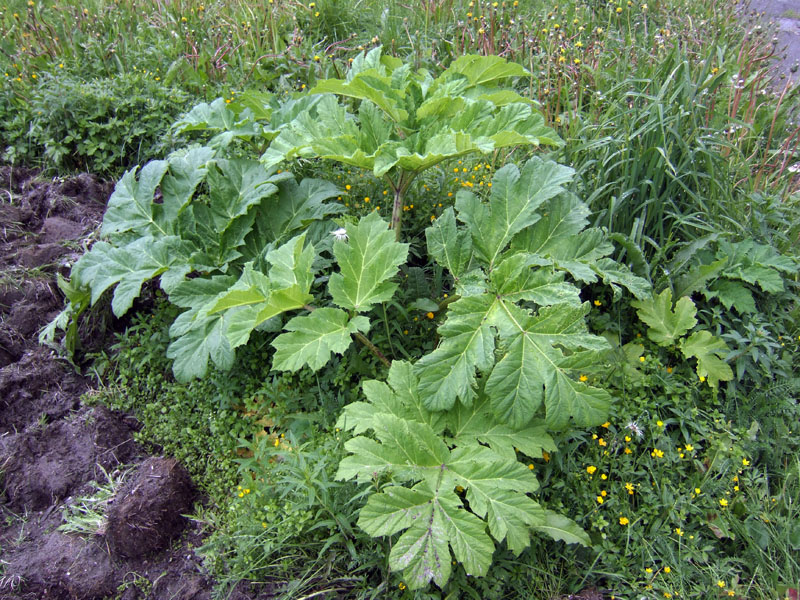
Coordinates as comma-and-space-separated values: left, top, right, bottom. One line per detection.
271, 308, 370, 372
328, 212, 409, 312
415, 294, 499, 411
456, 158, 574, 267
631, 289, 697, 347
680, 330, 733, 389
426, 208, 472, 279
101, 160, 171, 237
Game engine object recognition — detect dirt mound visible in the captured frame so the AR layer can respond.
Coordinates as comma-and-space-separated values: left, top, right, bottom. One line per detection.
0, 404, 138, 511
106, 457, 195, 559
4, 532, 117, 600
0, 167, 223, 600
0, 347, 85, 428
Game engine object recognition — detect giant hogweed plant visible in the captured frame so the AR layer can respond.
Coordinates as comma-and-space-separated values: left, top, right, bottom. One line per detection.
261, 47, 561, 241
42, 53, 654, 589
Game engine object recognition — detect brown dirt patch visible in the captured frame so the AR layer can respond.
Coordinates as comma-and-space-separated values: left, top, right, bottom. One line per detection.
105, 457, 195, 559
0, 167, 225, 600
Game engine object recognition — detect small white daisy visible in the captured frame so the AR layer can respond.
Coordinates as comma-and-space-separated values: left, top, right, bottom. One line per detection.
625, 420, 644, 438
331, 227, 348, 241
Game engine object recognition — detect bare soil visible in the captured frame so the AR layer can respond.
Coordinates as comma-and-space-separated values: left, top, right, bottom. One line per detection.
0, 168, 257, 600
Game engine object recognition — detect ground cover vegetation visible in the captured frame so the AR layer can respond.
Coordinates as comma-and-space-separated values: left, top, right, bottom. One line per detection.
2, 0, 800, 597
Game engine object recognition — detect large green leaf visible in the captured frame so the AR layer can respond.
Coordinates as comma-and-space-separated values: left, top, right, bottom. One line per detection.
448, 396, 556, 461
312, 72, 408, 123
532, 509, 591, 545
543, 368, 611, 430
165, 275, 238, 381
100, 160, 170, 237
337, 361, 444, 435
591, 258, 651, 301
173, 97, 261, 148
415, 294, 499, 411
339, 372, 588, 589
445, 54, 530, 87
484, 324, 546, 428
358, 485, 433, 537
512, 193, 591, 257
261, 50, 561, 179
425, 208, 472, 279
474, 490, 541, 555
166, 312, 234, 382
705, 279, 756, 314
455, 158, 574, 267
206, 159, 281, 232
337, 416, 450, 486
73, 236, 191, 316
159, 147, 216, 222
328, 212, 409, 312
271, 308, 370, 372
256, 177, 343, 244
680, 330, 733, 389
631, 289, 698, 347
209, 235, 315, 348
507, 194, 651, 300
388, 499, 453, 589
490, 253, 580, 306
486, 302, 611, 429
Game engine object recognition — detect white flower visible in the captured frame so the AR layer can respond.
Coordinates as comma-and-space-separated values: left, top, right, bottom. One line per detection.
331, 227, 348, 241
625, 420, 644, 438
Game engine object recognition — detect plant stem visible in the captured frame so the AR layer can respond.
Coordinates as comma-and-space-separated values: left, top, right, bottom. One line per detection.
388, 171, 417, 242
390, 180, 405, 242
354, 332, 391, 368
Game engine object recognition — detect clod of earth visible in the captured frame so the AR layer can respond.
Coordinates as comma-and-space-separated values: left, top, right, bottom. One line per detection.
104, 457, 196, 559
